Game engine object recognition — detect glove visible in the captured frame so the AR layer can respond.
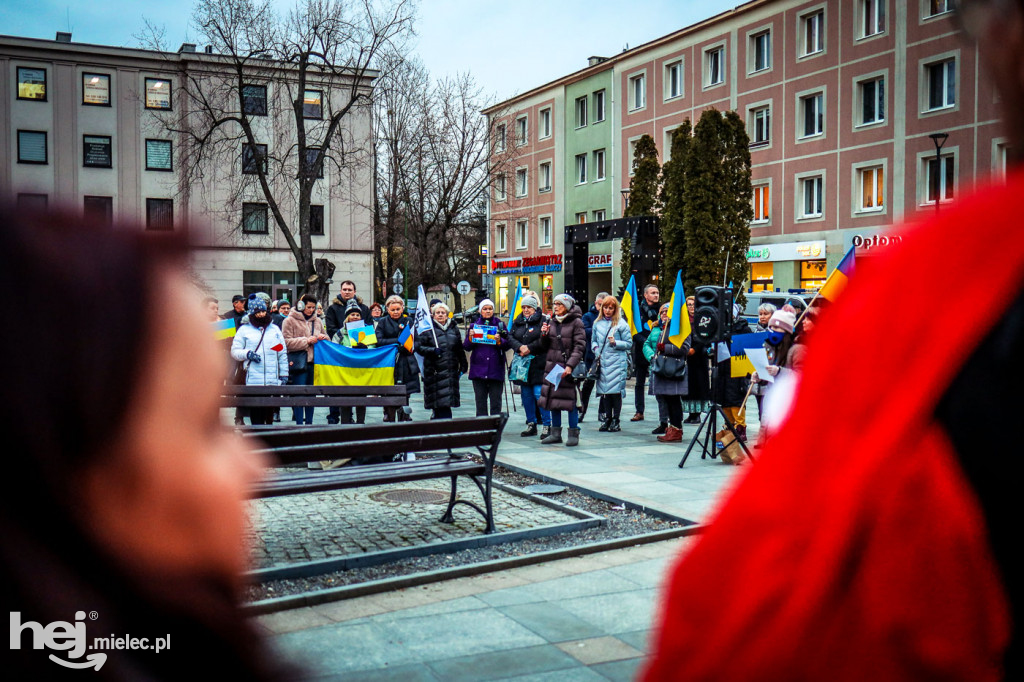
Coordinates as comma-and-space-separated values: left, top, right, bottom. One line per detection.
499, 329, 508, 339
656, 342, 665, 353
432, 347, 444, 357
246, 350, 262, 363
355, 342, 367, 349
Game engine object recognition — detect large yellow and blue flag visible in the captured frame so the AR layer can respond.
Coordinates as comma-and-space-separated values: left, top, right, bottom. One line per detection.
212, 317, 236, 340
313, 341, 397, 386
729, 331, 771, 378
508, 279, 523, 320
818, 246, 856, 302
666, 270, 691, 349
620, 274, 642, 336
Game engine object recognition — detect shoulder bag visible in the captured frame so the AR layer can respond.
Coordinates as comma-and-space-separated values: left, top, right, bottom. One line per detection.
288, 319, 314, 372
509, 353, 531, 382
556, 320, 587, 382
234, 326, 269, 384
651, 326, 688, 380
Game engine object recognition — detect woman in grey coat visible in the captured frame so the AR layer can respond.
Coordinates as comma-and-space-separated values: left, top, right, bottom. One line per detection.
590, 295, 633, 432
643, 303, 691, 442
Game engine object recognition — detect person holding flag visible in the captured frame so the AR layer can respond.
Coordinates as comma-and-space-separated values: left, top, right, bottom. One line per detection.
376, 294, 421, 422
416, 302, 467, 420
621, 276, 661, 422
642, 272, 692, 442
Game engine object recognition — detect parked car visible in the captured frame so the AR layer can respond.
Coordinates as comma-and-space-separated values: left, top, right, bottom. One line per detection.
452, 305, 480, 323
741, 291, 815, 324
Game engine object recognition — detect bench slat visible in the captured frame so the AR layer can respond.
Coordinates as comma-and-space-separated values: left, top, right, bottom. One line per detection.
224, 385, 409, 396
266, 432, 494, 465
254, 459, 484, 498
248, 416, 505, 449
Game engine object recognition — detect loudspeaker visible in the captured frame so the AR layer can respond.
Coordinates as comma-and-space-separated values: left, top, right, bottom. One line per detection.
693, 286, 733, 344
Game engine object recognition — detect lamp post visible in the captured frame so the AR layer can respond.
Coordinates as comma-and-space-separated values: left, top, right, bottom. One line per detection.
620, 187, 631, 215
929, 132, 949, 215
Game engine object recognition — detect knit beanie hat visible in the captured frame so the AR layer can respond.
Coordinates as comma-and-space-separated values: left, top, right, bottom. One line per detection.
768, 310, 796, 334
479, 298, 495, 310
520, 294, 540, 310
246, 293, 268, 317
553, 293, 575, 310
344, 298, 361, 316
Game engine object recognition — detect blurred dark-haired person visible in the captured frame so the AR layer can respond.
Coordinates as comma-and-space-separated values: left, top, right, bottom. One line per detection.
645, 4, 1022, 677
1, 207, 290, 679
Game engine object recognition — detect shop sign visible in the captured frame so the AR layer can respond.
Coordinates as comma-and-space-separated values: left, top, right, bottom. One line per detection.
848, 230, 903, 253
747, 240, 825, 262
587, 254, 613, 269
490, 254, 563, 274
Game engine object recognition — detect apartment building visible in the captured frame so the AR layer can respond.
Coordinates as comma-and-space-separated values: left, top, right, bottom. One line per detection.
485, 0, 1003, 308
1, 33, 376, 306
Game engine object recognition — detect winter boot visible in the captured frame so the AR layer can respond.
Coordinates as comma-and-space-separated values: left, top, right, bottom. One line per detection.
599, 419, 611, 432
736, 425, 748, 443
540, 426, 563, 445
540, 425, 551, 440
566, 428, 581, 447
651, 422, 668, 435
608, 418, 621, 432
657, 425, 683, 443
520, 422, 538, 437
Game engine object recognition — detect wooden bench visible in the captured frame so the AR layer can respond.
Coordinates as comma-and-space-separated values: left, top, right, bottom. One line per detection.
245, 415, 508, 534
222, 385, 409, 425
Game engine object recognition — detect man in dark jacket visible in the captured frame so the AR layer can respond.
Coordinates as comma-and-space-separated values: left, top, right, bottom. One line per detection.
631, 284, 660, 421
223, 294, 246, 328
580, 292, 607, 422
324, 280, 372, 423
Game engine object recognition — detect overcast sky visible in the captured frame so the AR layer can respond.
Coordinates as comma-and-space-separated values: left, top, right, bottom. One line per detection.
3, 0, 738, 102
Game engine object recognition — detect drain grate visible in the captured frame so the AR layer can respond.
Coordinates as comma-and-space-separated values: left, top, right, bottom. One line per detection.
370, 488, 450, 505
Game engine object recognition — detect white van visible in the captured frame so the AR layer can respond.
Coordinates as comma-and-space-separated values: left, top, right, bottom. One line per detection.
741, 291, 814, 324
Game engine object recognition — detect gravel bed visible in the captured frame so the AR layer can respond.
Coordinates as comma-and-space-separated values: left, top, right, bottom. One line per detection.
244, 465, 686, 602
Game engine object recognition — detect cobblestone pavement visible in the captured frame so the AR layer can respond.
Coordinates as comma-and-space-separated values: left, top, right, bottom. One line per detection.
249, 478, 581, 569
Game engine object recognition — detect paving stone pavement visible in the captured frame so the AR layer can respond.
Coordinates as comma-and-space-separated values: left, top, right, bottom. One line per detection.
249, 478, 583, 568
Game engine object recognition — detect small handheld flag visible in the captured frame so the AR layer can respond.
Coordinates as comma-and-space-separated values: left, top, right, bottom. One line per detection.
212, 318, 236, 340
667, 270, 691, 349
397, 322, 414, 353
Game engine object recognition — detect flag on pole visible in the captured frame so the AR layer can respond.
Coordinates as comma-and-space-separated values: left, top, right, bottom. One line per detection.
667, 270, 691, 349
620, 274, 643, 336
508, 279, 523, 321
211, 317, 236, 340
414, 284, 432, 334
818, 246, 856, 302
313, 341, 398, 386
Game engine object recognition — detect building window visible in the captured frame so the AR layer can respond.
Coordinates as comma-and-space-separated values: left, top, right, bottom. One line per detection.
750, 262, 774, 292
752, 184, 770, 223
594, 149, 606, 181
145, 139, 173, 171
575, 96, 588, 128
750, 106, 770, 146
82, 73, 111, 106
629, 74, 646, 110
800, 92, 824, 138
705, 46, 725, 87
576, 212, 588, 224
516, 220, 528, 249
242, 84, 267, 116
665, 60, 683, 99
926, 154, 955, 203
17, 66, 47, 101
539, 162, 552, 192
303, 90, 323, 119
801, 260, 828, 289
539, 216, 552, 247
801, 175, 824, 218
495, 174, 507, 201
83, 135, 113, 168
516, 116, 528, 146
858, 166, 885, 211
17, 130, 47, 164
859, 76, 885, 125
926, 58, 956, 110
304, 147, 324, 178
801, 10, 824, 56
861, 0, 886, 37
495, 123, 506, 152
995, 142, 1010, 180
496, 223, 507, 251
927, 0, 954, 17
751, 31, 771, 72
575, 154, 587, 184
17, 194, 48, 211
144, 77, 172, 110
309, 205, 325, 235
539, 107, 552, 139
241, 203, 269, 233
83, 196, 113, 225
242, 143, 268, 174
515, 168, 528, 196
594, 89, 606, 122
146, 198, 174, 230
593, 209, 606, 221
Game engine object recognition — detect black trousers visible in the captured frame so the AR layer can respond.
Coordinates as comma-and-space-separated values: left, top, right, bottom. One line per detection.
432, 407, 453, 419
472, 379, 503, 416
634, 365, 649, 414
663, 395, 684, 428
604, 393, 623, 419
249, 406, 274, 425
340, 406, 366, 424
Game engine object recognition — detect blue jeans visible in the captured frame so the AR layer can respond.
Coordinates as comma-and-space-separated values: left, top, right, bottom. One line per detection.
290, 364, 315, 424
550, 406, 579, 429
520, 384, 551, 426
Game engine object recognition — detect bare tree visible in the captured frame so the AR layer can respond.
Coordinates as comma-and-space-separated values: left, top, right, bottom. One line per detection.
142, 0, 414, 304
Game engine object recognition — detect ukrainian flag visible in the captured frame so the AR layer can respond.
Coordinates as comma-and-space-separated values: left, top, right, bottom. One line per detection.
212, 317, 236, 340
509, 280, 523, 321
667, 270, 691, 349
313, 341, 397, 386
729, 331, 771, 378
620, 275, 643, 336
397, 321, 414, 353
819, 246, 856, 302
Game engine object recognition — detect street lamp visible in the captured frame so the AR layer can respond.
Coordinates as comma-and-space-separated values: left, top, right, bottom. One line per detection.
929, 132, 949, 215
620, 188, 630, 214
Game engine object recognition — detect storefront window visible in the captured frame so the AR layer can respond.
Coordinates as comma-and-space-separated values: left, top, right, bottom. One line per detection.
541, 274, 554, 312
800, 260, 827, 289
750, 263, 774, 292
497, 276, 509, 316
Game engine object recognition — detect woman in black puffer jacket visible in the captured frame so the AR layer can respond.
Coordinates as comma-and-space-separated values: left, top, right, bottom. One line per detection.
538, 294, 587, 447
509, 293, 551, 438
376, 295, 421, 421
415, 302, 468, 419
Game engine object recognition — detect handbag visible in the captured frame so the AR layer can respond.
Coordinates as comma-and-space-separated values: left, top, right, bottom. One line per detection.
235, 326, 269, 384
510, 353, 531, 382
289, 318, 316, 372
651, 326, 687, 380
555, 320, 587, 382
585, 334, 608, 383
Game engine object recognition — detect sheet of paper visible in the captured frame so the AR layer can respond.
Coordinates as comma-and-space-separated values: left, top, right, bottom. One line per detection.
716, 342, 731, 363
545, 364, 565, 390
746, 348, 774, 383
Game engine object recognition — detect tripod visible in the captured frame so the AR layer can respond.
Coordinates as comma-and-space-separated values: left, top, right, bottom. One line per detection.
678, 341, 755, 468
